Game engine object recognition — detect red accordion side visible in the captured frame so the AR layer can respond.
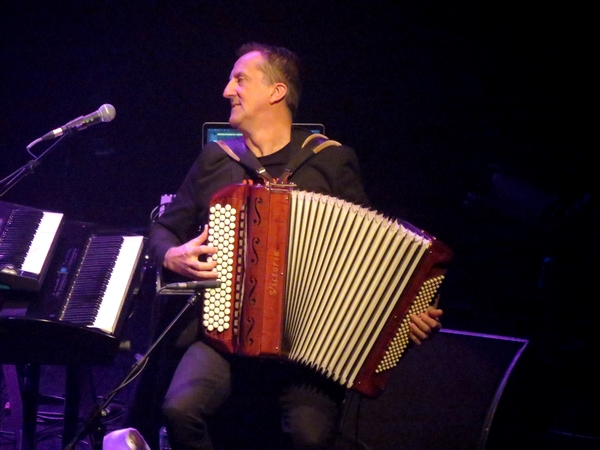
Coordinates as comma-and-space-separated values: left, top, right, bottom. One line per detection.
202, 183, 292, 357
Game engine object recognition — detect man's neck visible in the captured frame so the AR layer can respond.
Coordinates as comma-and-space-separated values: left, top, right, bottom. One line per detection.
241, 118, 292, 157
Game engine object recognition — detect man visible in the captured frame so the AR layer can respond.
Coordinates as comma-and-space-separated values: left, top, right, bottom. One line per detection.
149, 42, 443, 450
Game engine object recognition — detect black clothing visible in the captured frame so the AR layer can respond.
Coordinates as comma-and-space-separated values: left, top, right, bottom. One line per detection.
146, 127, 369, 449
149, 128, 369, 270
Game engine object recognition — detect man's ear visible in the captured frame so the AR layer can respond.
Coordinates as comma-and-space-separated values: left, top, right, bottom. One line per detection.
270, 82, 288, 105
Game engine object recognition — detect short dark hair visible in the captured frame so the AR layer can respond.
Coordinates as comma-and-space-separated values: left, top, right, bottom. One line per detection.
237, 42, 301, 116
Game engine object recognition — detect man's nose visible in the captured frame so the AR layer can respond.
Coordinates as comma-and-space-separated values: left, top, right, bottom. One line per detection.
223, 81, 234, 98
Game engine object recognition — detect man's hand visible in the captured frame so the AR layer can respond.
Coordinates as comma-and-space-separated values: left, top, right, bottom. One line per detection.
163, 225, 218, 280
408, 306, 443, 345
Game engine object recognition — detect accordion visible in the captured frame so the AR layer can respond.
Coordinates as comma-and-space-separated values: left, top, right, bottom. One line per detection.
202, 183, 453, 397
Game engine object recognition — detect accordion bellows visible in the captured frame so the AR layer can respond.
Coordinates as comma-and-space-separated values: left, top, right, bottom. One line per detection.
203, 183, 452, 397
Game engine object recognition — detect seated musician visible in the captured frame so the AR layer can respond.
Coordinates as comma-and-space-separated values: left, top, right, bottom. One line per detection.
145, 42, 443, 450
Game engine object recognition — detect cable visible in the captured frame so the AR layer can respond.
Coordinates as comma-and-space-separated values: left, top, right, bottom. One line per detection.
0, 429, 17, 439
335, 392, 371, 450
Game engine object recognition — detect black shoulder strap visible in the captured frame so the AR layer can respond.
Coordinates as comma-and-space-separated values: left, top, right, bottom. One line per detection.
216, 139, 274, 183
279, 133, 341, 184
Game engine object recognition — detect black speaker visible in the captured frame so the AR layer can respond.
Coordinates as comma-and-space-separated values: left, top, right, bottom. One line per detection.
337, 329, 529, 450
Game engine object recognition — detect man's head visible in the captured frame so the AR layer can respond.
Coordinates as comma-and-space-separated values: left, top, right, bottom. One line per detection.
223, 42, 301, 131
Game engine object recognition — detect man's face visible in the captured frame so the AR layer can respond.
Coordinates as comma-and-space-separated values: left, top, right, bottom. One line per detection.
223, 51, 273, 130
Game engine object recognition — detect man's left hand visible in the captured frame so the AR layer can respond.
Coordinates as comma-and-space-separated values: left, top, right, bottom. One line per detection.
408, 306, 443, 345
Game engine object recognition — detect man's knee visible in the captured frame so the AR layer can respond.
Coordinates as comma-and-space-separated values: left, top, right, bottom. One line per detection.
283, 405, 338, 449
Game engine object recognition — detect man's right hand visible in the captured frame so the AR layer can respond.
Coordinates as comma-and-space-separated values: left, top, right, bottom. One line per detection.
163, 225, 218, 280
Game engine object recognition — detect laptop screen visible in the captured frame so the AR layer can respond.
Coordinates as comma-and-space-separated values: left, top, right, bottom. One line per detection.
201, 122, 325, 146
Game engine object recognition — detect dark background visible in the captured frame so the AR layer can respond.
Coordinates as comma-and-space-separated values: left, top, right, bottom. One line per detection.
1, 1, 597, 448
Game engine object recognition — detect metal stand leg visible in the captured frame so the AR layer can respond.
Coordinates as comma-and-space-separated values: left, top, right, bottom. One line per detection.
19, 364, 40, 450
1, 365, 23, 449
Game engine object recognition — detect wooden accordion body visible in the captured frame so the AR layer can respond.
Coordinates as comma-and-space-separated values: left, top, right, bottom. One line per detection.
203, 183, 453, 397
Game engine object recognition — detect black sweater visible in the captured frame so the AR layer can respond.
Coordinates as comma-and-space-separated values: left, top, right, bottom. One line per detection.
149, 128, 369, 270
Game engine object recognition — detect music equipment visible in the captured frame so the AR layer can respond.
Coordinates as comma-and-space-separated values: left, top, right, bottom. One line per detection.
0, 219, 147, 450
0, 201, 64, 291
36, 103, 116, 143
0, 220, 147, 363
338, 329, 530, 450
202, 122, 324, 146
201, 183, 453, 397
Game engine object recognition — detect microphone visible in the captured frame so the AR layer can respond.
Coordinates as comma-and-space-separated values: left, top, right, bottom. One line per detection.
162, 280, 222, 291
41, 104, 116, 141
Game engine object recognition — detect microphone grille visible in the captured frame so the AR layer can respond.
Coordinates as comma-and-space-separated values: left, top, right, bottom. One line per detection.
98, 104, 116, 122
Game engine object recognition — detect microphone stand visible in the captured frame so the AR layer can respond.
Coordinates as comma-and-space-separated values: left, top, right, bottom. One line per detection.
63, 283, 214, 450
0, 134, 70, 198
